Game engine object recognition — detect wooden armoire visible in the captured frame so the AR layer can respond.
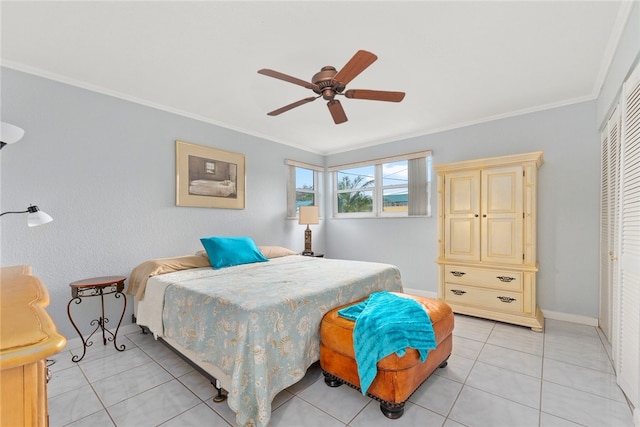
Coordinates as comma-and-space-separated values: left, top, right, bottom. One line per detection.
435, 151, 544, 331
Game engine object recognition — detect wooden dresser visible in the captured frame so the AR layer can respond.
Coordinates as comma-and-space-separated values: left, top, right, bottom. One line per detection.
0, 265, 66, 426
435, 152, 544, 331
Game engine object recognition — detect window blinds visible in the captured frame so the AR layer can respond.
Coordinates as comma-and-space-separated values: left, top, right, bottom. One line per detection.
408, 157, 428, 216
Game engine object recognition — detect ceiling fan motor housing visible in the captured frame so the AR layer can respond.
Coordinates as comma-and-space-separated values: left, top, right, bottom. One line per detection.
313, 66, 345, 99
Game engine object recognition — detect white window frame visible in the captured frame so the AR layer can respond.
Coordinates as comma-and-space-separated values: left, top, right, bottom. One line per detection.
286, 159, 323, 219
328, 150, 432, 218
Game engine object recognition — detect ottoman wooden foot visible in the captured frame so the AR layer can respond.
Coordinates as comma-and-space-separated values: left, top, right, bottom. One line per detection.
380, 402, 404, 419
323, 371, 342, 388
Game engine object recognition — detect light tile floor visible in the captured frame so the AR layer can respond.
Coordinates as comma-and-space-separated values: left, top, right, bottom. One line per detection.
47, 315, 635, 427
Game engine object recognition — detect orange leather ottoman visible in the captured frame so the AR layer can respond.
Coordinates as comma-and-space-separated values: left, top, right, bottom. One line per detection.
320, 294, 454, 419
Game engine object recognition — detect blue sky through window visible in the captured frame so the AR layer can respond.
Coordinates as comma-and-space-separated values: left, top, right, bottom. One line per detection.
296, 167, 314, 190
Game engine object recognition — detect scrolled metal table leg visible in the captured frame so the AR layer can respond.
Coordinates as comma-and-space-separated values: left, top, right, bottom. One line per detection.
67, 297, 89, 362
112, 289, 127, 352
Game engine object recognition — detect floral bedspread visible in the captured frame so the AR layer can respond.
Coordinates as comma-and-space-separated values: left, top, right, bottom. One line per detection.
160, 255, 403, 427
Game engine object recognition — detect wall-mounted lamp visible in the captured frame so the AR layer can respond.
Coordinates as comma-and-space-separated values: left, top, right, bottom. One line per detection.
0, 205, 53, 227
0, 122, 25, 149
298, 205, 319, 255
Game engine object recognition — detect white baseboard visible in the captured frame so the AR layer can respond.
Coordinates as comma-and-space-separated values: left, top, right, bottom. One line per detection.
539, 309, 598, 327
403, 288, 599, 327
64, 322, 142, 351
402, 287, 438, 299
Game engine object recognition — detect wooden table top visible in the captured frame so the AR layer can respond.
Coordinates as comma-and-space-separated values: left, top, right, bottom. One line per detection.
69, 276, 126, 289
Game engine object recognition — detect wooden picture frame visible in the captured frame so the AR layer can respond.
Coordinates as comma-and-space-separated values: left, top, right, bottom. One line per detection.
176, 140, 245, 209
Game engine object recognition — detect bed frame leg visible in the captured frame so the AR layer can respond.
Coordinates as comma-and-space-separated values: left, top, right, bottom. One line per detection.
131, 314, 148, 334
156, 337, 227, 403
212, 379, 227, 403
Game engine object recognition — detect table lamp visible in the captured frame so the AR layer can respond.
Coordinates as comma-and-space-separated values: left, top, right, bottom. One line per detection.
298, 205, 319, 255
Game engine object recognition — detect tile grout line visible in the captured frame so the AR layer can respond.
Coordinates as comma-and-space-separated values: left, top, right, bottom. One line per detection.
539, 321, 546, 427
443, 319, 497, 425
129, 331, 236, 426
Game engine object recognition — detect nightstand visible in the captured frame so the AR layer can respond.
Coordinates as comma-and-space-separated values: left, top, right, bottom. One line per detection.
67, 276, 127, 362
302, 253, 324, 258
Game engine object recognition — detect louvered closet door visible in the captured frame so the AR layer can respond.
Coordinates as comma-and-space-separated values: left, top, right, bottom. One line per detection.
599, 108, 620, 343
616, 62, 640, 408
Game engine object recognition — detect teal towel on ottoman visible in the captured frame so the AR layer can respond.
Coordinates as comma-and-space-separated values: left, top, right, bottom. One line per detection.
338, 291, 436, 395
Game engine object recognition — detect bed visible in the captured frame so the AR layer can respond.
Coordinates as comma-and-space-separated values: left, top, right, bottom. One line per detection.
128, 247, 403, 427
189, 179, 236, 197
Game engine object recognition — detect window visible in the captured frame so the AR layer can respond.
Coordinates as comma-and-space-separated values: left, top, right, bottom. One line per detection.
329, 151, 432, 218
205, 162, 215, 174
336, 165, 375, 213
382, 160, 409, 213
286, 159, 323, 218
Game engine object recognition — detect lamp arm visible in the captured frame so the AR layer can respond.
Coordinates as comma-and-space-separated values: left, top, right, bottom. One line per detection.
0, 210, 29, 217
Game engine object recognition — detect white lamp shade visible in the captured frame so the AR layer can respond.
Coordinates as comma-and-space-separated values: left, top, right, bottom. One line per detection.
0, 122, 25, 144
27, 210, 53, 227
298, 205, 319, 225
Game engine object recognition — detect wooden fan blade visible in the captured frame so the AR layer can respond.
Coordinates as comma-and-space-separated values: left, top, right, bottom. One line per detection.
344, 89, 405, 102
327, 100, 348, 124
258, 69, 320, 91
267, 96, 318, 116
333, 50, 378, 86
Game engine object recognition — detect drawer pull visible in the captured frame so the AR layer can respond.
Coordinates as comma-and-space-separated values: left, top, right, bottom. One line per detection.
497, 296, 516, 303
450, 289, 467, 296
450, 271, 466, 277
496, 276, 516, 282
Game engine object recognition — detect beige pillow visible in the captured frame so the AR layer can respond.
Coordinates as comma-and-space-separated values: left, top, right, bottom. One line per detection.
127, 254, 211, 300
257, 246, 298, 258
197, 246, 297, 259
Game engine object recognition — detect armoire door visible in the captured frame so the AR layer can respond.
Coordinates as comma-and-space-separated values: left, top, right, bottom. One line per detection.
444, 169, 481, 262
481, 165, 524, 265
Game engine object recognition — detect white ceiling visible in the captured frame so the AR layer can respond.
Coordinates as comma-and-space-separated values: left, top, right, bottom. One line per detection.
0, 1, 629, 154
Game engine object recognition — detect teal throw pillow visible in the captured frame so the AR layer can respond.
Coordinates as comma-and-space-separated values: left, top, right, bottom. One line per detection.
200, 236, 268, 269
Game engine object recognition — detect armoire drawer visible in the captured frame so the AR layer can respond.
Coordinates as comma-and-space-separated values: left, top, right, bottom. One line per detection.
443, 265, 522, 292
444, 283, 523, 313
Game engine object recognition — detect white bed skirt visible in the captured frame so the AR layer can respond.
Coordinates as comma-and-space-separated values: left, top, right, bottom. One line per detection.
133, 295, 233, 391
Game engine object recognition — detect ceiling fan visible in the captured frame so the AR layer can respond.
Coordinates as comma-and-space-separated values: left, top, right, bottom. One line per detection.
258, 50, 405, 124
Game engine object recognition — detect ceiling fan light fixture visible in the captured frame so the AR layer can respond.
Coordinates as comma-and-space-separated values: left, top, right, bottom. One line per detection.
321, 88, 335, 100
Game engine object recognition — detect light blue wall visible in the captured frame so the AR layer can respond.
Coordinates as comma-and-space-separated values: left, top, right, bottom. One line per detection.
0, 68, 325, 338
326, 101, 601, 319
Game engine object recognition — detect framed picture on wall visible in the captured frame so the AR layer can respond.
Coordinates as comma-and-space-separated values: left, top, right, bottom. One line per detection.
176, 140, 246, 209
